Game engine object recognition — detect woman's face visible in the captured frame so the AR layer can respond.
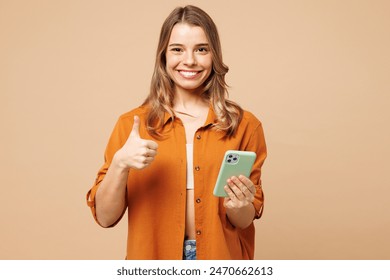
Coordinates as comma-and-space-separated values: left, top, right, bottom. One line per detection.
165, 23, 213, 95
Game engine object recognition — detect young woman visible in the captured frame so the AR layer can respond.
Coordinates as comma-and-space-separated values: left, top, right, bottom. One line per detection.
86, 5, 267, 260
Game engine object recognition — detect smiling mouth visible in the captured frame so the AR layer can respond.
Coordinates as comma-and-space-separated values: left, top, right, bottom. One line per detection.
178, 70, 201, 78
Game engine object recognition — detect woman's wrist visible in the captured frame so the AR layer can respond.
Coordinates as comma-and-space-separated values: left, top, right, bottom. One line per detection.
112, 152, 131, 172
226, 203, 255, 229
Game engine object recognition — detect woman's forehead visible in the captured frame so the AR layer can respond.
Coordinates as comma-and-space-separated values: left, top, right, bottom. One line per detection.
168, 23, 208, 44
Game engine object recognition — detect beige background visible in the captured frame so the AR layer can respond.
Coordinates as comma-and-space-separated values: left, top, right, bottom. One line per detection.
1, 0, 389, 259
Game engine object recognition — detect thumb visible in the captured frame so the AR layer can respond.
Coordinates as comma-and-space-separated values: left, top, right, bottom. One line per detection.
130, 115, 141, 138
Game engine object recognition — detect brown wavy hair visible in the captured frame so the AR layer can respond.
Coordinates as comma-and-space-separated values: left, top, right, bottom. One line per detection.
143, 5, 243, 137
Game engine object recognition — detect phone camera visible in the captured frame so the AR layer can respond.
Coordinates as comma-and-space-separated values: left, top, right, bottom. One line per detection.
226, 153, 239, 164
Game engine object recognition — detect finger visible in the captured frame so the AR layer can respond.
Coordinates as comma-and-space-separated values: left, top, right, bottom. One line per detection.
145, 139, 158, 150
142, 155, 154, 165
224, 185, 237, 201
238, 175, 256, 194
141, 147, 157, 159
144, 148, 157, 158
233, 176, 255, 201
231, 176, 245, 192
227, 178, 246, 200
232, 177, 254, 201
242, 186, 255, 202
130, 115, 141, 138
134, 154, 154, 167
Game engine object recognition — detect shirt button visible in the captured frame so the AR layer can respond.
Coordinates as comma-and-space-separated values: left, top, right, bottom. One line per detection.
195, 166, 200, 171
196, 134, 201, 140
196, 198, 201, 203
196, 230, 202, 235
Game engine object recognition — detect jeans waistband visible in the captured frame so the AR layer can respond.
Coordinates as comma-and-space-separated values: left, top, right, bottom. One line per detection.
183, 240, 196, 251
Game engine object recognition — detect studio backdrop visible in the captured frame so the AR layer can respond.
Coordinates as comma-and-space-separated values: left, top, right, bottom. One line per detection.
1, 0, 389, 259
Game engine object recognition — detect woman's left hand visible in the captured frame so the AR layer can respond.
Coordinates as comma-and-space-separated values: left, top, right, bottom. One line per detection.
223, 175, 256, 210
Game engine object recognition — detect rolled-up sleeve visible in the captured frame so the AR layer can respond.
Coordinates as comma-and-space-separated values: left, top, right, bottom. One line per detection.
86, 115, 131, 226
247, 122, 267, 219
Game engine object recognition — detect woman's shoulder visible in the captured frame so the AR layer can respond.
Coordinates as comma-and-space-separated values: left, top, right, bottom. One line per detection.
117, 105, 149, 122
241, 109, 263, 126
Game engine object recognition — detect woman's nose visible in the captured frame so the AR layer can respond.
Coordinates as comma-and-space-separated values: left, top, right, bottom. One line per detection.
183, 52, 197, 65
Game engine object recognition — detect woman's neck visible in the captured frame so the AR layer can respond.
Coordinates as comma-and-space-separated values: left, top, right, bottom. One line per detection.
173, 88, 209, 116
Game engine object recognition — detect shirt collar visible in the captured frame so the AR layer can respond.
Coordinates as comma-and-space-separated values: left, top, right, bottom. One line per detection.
204, 106, 218, 127
162, 106, 218, 127
163, 111, 173, 126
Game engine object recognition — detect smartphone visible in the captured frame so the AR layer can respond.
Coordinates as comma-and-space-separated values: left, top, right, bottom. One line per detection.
213, 150, 257, 197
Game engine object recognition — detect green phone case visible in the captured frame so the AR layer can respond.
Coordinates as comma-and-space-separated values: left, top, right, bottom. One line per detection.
213, 150, 257, 197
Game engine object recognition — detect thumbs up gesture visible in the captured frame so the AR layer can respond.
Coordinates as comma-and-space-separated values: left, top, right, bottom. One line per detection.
114, 115, 158, 170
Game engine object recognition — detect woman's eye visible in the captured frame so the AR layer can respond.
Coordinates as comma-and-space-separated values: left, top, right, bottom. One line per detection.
171, 48, 182, 52
197, 47, 209, 54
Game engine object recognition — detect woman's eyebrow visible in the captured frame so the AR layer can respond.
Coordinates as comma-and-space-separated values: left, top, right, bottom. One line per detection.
168, 43, 209, 47
196, 43, 209, 47
168, 43, 183, 47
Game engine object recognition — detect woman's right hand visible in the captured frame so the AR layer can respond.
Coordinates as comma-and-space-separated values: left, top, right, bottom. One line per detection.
113, 115, 158, 170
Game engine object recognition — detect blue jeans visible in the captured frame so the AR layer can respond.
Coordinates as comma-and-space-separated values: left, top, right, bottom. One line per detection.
183, 240, 196, 260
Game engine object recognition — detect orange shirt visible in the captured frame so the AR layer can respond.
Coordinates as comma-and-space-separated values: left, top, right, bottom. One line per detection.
86, 105, 267, 259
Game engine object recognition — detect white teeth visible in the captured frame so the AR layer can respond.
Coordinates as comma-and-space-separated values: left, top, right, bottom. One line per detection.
180, 71, 197, 78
